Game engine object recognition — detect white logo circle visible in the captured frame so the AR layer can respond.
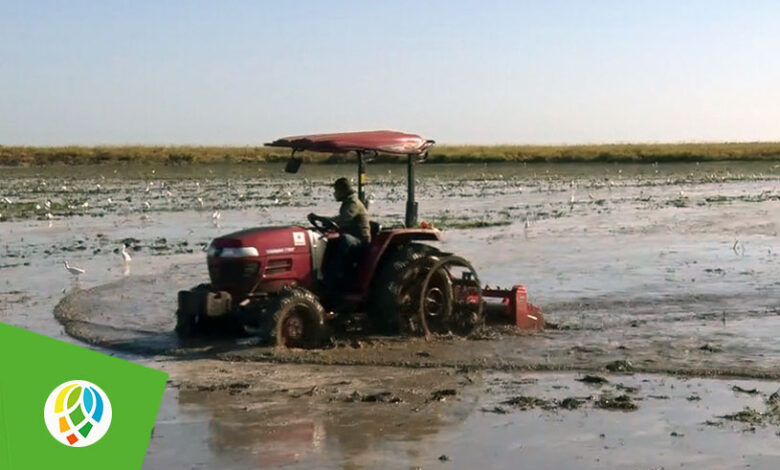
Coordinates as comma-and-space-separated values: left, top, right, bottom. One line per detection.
43, 380, 113, 447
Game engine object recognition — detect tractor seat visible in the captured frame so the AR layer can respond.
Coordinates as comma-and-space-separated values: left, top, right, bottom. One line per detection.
369, 221, 382, 237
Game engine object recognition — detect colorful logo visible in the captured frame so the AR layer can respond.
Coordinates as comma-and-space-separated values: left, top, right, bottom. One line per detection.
43, 380, 113, 447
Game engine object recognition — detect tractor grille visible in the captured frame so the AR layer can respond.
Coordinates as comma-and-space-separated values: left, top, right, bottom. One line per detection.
208, 261, 260, 294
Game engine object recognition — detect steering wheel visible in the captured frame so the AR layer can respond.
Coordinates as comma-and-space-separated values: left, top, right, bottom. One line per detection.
307, 213, 340, 233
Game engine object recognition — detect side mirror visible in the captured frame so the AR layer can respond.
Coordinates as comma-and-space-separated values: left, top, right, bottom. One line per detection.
284, 157, 303, 174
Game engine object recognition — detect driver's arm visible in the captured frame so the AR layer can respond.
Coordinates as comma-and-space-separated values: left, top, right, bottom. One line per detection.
307, 208, 350, 227
330, 201, 357, 226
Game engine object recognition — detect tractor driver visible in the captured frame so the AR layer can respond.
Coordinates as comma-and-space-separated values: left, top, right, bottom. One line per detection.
307, 177, 371, 292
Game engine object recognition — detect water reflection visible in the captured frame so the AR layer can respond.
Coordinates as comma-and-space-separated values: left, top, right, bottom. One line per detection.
172, 383, 475, 469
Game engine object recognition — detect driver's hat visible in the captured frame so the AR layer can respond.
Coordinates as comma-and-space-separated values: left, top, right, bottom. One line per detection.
333, 177, 354, 194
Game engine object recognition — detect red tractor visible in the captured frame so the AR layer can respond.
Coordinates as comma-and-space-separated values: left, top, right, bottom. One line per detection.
176, 131, 542, 347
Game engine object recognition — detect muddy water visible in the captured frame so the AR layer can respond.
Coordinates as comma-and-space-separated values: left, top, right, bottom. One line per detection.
147, 365, 780, 470
2, 161, 779, 468
46, 162, 780, 377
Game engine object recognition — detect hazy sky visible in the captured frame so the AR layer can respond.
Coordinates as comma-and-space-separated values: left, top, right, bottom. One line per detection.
1, 1, 779, 145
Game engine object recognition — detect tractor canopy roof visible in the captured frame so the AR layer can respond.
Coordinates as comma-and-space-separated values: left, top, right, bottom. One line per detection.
265, 130, 434, 156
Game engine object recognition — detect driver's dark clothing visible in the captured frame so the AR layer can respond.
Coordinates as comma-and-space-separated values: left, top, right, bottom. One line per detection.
326, 233, 363, 291
329, 193, 370, 244
323, 192, 370, 296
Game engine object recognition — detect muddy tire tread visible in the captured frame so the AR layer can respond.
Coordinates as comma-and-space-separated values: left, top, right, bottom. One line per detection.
368, 243, 441, 333
269, 286, 326, 348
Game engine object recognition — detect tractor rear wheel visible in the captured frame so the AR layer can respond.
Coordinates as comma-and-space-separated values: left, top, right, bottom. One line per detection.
368, 243, 442, 334
269, 286, 327, 348
410, 257, 454, 335
419, 256, 484, 336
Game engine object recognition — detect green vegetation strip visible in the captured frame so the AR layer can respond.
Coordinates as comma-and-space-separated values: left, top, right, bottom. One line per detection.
2, 142, 780, 166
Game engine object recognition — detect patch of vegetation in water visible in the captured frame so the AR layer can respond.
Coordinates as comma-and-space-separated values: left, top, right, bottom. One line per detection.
426, 218, 513, 230
595, 393, 638, 411
0, 200, 87, 220
720, 407, 765, 425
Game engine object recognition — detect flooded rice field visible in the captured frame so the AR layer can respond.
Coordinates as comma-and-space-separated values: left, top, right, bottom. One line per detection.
1, 161, 779, 468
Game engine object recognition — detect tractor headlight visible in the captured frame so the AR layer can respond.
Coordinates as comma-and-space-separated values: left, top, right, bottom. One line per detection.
219, 247, 260, 258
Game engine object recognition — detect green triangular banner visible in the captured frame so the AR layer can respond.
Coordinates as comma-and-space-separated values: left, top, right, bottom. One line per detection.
0, 322, 167, 469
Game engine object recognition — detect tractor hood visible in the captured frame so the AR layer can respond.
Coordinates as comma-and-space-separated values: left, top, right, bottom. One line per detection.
207, 226, 312, 257
206, 226, 317, 297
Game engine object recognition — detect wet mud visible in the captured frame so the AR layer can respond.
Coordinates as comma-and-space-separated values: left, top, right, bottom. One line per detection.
54, 254, 780, 381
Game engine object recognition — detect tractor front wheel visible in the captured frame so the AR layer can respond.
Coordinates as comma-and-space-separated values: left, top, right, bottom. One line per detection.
269, 286, 327, 348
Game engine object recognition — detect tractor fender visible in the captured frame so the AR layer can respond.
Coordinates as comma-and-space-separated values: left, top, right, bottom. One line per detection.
357, 228, 442, 294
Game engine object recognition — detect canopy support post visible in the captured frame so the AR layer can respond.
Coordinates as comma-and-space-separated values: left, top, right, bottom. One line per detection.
357, 151, 367, 207
405, 154, 417, 228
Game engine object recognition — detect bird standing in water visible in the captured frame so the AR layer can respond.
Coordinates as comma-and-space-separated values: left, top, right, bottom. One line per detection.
121, 244, 132, 276
121, 244, 132, 264
63, 261, 85, 276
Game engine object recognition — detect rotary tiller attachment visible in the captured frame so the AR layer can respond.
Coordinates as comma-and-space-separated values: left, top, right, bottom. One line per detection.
482, 285, 544, 330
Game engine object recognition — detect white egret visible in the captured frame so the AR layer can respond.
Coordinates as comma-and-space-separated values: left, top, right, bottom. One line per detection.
63, 261, 85, 276
121, 244, 132, 264
523, 215, 531, 240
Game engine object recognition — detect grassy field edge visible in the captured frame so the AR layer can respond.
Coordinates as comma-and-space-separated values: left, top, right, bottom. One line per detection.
2, 142, 780, 166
